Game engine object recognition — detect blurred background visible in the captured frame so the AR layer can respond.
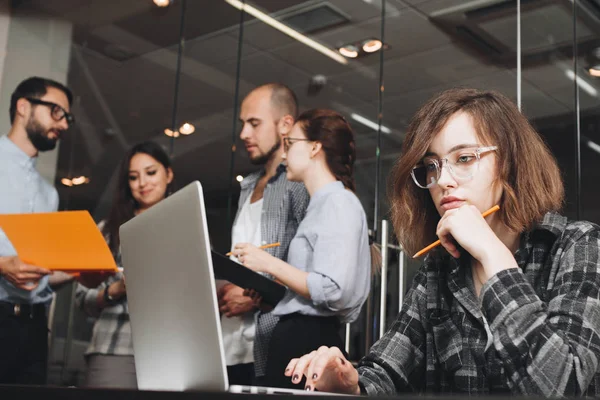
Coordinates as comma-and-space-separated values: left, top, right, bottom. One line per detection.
1, 0, 598, 385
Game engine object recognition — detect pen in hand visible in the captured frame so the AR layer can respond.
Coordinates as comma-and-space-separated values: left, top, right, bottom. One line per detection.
412, 205, 500, 258
226, 242, 281, 257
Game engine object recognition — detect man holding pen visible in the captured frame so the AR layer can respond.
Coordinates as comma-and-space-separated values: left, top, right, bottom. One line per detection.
217, 83, 309, 386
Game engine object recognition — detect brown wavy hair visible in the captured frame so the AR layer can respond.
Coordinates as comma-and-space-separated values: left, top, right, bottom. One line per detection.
389, 88, 564, 256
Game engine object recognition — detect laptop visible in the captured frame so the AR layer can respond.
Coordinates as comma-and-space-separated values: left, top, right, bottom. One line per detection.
119, 181, 340, 395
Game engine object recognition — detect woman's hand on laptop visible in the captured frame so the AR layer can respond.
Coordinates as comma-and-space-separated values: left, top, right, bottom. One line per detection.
285, 346, 360, 395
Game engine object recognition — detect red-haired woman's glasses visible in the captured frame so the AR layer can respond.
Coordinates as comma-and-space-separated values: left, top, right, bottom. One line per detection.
283, 137, 312, 152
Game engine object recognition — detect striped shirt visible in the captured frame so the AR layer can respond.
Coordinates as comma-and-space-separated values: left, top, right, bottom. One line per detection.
358, 212, 600, 396
237, 164, 309, 377
75, 224, 132, 356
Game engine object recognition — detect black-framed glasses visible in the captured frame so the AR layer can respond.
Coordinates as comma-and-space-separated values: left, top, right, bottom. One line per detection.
25, 97, 75, 126
283, 137, 312, 152
410, 146, 498, 189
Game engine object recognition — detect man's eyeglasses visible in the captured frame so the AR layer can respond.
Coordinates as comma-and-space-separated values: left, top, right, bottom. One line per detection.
25, 97, 75, 126
283, 137, 312, 152
410, 146, 498, 189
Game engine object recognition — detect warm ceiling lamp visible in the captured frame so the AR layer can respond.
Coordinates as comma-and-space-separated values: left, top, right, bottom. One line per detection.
338, 45, 359, 58
589, 66, 600, 78
61, 176, 90, 187
164, 128, 180, 138
179, 122, 195, 135
362, 39, 382, 53
153, 0, 171, 7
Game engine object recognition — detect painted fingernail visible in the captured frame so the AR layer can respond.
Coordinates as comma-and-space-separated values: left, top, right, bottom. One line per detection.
305, 386, 312, 391
312, 373, 318, 380
293, 374, 299, 382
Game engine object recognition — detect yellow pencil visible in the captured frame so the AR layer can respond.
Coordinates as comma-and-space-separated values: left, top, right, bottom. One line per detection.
412, 205, 500, 258
226, 242, 281, 257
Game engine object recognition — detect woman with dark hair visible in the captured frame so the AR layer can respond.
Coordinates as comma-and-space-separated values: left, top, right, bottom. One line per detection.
75, 141, 174, 389
283, 88, 600, 396
231, 109, 373, 389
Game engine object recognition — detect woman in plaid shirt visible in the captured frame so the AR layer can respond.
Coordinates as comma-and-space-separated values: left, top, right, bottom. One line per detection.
76, 141, 175, 389
284, 88, 600, 396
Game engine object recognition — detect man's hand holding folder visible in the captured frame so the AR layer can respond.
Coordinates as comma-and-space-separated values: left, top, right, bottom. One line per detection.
0, 256, 51, 290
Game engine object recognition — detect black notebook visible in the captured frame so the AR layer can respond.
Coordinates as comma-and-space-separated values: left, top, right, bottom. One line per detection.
211, 250, 286, 307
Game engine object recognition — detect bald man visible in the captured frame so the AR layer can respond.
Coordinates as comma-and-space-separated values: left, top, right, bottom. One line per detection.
217, 83, 309, 385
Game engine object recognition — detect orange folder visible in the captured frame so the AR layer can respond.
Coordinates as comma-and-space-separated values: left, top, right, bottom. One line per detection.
0, 211, 118, 273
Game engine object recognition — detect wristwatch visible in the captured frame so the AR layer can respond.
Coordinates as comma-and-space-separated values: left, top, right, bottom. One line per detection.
103, 284, 118, 305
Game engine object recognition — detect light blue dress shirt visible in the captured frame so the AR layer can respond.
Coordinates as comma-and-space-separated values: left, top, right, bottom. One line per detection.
272, 181, 371, 323
0, 135, 58, 304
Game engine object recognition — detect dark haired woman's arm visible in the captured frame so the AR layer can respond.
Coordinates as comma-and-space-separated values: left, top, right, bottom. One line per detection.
287, 267, 429, 394
482, 223, 600, 396
75, 281, 105, 318
357, 266, 428, 395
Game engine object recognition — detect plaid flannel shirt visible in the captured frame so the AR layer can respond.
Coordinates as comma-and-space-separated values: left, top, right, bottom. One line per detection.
358, 212, 600, 396
75, 223, 132, 356
235, 164, 309, 376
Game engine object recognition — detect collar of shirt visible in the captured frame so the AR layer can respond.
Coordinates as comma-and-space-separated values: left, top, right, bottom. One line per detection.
514, 212, 567, 269
240, 163, 287, 190
0, 135, 37, 170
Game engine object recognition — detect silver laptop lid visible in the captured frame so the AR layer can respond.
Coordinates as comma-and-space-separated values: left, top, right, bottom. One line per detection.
119, 181, 229, 391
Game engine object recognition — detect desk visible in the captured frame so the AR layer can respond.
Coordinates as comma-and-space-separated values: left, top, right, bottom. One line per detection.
0, 385, 362, 399
0, 385, 543, 399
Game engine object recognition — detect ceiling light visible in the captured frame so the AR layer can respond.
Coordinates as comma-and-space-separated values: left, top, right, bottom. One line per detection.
236, 175, 244, 182
71, 176, 90, 185
589, 66, 600, 78
61, 178, 73, 187
565, 69, 598, 97
153, 0, 171, 7
338, 45, 359, 58
225, 0, 348, 65
179, 122, 195, 135
61, 176, 90, 187
362, 39, 382, 53
351, 113, 391, 134
587, 139, 600, 155
164, 128, 180, 138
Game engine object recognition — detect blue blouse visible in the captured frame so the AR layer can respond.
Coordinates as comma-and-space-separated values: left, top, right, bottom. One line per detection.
272, 181, 371, 323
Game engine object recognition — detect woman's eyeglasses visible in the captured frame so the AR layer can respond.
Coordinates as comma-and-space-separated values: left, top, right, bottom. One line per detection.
25, 97, 75, 126
283, 137, 312, 152
410, 146, 497, 189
